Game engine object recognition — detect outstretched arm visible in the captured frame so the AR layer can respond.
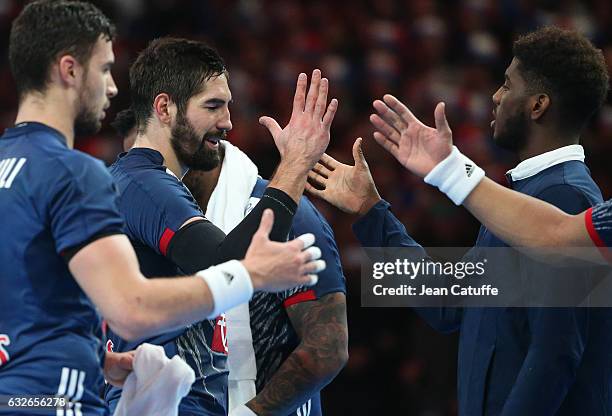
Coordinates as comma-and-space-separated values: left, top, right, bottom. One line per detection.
368, 94, 603, 260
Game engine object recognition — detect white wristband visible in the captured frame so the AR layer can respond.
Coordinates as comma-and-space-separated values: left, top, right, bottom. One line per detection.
229, 404, 257, 416
424, 146, 485, 205
197, 260, 254, 318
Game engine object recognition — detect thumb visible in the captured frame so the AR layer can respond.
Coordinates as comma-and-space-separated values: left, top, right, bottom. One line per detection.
434, 102, 451, 135
255, 209, 274, 240
259, 116, 282, 138
352, 137, 367, 166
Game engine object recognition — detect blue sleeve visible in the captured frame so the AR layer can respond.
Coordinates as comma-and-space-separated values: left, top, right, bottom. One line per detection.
352, 200, 462, 333
49, 154, 124, 253
501, 185, 591, 415
296, 196, 345, 296
118, 171, 202, 256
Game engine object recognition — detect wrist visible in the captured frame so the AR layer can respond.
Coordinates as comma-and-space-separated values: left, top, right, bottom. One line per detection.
357, 193, 383, 216
424, 146, 485, 205
197, 260, 254, 317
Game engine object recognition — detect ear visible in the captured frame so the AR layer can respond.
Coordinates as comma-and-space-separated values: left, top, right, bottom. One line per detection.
57, 55, 83, 88
529, 93, 550, 121
152, 93, 176, 125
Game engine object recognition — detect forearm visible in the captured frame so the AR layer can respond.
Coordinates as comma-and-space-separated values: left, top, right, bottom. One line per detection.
169, 189, 297, 273
247, 293, 348, 415
246, 346, 343, 415
464, 178, 581, 247
111, 275, 214, 341
268, 159, 309, 204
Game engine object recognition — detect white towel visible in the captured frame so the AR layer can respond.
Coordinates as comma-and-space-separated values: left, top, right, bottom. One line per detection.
204, 140, 260, 411
113, 343, 195, 416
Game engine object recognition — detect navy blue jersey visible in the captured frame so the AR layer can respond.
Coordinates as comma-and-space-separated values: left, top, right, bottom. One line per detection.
0, 122, 124, 415
586, 199, 612, 261
242, 178, 345, 416
105, 148, 228, 416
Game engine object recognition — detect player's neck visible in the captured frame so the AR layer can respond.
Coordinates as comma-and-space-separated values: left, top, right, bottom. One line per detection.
15, 92, 76, 148
132, 127, 185, 178
518, 129, 579, 161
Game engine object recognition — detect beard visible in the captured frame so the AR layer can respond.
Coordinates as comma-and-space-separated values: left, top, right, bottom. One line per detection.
493, 108, 529, 152
74, 83, 103, 136
170, 112, 223, 171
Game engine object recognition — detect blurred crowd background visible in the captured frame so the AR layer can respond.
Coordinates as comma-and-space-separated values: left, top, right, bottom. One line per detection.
2, 0, 612, 414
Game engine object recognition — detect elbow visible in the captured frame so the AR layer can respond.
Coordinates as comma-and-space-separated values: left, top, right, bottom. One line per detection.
309, 338, 349, 381
105, 307, 159, 342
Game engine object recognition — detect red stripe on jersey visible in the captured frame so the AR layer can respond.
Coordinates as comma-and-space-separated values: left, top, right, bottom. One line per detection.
585, 208, 612, 262
159, 228, 175, 256
283, 289, 317, 308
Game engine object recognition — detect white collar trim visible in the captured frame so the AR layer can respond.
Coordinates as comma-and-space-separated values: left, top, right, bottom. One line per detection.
507, 144, 585, 181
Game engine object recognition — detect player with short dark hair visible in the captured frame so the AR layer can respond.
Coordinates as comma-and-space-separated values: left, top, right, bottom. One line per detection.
183, 142, 348, 416
309, 26, 612, 415
0, 3, 323, 415
111, 108, 137, 151
103, 36, 338, 416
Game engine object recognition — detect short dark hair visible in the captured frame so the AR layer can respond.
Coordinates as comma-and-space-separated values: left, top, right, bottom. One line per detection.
129, 37, 226, 133
111, 108, 136, 137
513, 26, 609, 132
9, 0, 116, 98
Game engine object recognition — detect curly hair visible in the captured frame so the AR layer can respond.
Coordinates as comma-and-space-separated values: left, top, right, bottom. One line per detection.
513, 26, 609, 132
9, 0, 115, 98
129, 37, 226, 134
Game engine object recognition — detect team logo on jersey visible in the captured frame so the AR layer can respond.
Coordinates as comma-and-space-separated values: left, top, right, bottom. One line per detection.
0, 334, 10, 366
106, 339, 114, 353
211, 314, 228, 354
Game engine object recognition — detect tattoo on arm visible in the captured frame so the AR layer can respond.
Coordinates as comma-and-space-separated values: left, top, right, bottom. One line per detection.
246, 292, 348, 416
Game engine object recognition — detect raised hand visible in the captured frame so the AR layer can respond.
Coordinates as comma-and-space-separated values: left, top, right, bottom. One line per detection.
259, 69, 338, 173
242, 209, 325, 292
306, 138, 381, 216
370, 94, 453, 177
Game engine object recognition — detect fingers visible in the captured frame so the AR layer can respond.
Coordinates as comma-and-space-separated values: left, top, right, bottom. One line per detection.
370, 113, 401, 145
373, 131, 400, 158
313, 162, 332, 178
305, 181, 325, 198
304, 246, 322, 261
352, 137, 366, 165
307, 170, 327, 188
304, 69, 322, 114
254, 209, 274, 240
301, 258, 327, 274
319, 153, 340, 169
373, 100, 405, 133
259, 116, 282, 139
302, 274, 319, 286
314, 78, 329, 120
322, 98, 338, 129
382, 94, 420, 125
290, 73, 307, 120
297, 232, 315, 249
434, 101, 451, 135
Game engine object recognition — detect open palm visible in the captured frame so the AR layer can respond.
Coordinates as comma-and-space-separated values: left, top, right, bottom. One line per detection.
306, 138, 381, 216
370, 94, 453, 177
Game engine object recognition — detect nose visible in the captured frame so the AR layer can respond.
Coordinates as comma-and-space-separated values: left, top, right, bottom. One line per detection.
492, 86, 502, 107
107, 74, 118, 99
217, 106, 232, 131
